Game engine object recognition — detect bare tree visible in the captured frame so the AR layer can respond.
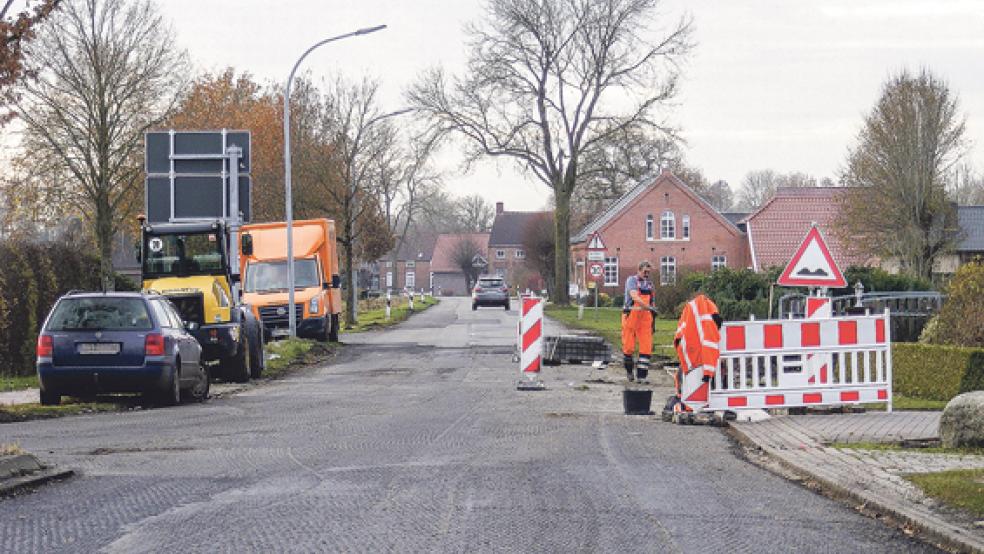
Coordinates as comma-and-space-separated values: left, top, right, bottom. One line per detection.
521, 212, 555, 296
839, 69, 965, 280
13, 0, 189, 287
735, 169, 827, 210
455, 194, 495, 233
946, 163, 984, 206
450, 235, 484, 292
0, 0, 61, 124
410, 0, 693, 305
297, 76, 400, 326
704, 180, 733, 212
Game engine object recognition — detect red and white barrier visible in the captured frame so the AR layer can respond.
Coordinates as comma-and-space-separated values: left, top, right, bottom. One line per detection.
518, 295, 545, 390
685, 308, 892, 412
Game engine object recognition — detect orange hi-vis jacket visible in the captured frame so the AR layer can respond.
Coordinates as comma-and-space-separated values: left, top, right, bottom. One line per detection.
674, 295, 721, 409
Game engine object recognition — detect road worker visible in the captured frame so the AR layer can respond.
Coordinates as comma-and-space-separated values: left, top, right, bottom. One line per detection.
668, 294, 723, 414
621, 260, 657, 383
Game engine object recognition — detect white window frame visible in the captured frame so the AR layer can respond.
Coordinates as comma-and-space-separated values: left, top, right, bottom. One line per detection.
496, 249, 506, 259
660, 256, 676, 285
496, 268, 506, 277
515, 249, 525, 259
405, 260, 415, 268
660, 211, 675, 240
385, 260, 393, 267
405, 270, 415, 288
603, 256, 619, 286
385, 271, 393, 288
682, 215, 691, 240
645, 214, 654, 240
712, 255, 727, 271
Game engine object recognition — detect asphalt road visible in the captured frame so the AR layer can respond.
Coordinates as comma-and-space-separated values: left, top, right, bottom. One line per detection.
0, 298, 938, 553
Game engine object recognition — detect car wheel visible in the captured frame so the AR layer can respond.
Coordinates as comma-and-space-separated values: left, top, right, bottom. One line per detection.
328, 313, 339, 342
39, 389, 60, 406
249, 331, 264, 379
315, 317, 330, 343
472, 303, 477, 311
504, 302, 510, 310
186, 362, 209, 402
158, 363, 181, 407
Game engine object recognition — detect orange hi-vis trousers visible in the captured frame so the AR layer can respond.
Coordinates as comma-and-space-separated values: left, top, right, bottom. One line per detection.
621, 292, 653, 380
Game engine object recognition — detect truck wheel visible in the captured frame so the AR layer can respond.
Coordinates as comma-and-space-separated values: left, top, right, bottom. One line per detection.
328, 313, 339, 342
249, 328, 264, 379
227, 333, 251, 383
187, 362, 210, 402
39, 389, 60, 406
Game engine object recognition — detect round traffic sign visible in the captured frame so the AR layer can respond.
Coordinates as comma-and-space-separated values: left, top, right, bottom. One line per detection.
588, 262, 604, 280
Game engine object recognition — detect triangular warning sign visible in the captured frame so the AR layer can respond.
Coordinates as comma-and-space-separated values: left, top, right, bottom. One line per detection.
777, 226, 846, 288
587, 233, 606, 250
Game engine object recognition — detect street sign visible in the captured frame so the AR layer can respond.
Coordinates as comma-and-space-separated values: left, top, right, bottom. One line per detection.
145, 130, 252, 223
588, 262, 604, 280
587, 251, 605, 261
777, 225, 846, 288
587, 232, 606, 250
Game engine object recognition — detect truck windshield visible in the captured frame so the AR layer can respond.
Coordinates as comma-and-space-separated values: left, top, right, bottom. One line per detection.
245, 259, 320, 292
143, 233, 225, 277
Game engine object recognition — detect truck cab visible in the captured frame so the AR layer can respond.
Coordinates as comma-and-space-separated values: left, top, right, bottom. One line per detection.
240, 219, 342, 342
140, 219, 263, 382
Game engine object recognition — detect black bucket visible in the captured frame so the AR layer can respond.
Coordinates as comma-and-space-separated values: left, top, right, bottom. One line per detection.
623, 389, 653, 415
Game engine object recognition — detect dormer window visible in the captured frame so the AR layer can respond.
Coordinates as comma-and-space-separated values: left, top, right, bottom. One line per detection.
660, 211, 675, 239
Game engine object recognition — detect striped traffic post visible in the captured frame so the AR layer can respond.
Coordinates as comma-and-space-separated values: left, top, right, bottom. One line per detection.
517, 294, 545, 390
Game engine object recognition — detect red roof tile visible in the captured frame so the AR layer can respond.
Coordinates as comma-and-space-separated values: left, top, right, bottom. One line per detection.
744, 187, 872, 271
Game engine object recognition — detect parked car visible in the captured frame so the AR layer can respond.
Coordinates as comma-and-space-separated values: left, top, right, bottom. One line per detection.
36, 291, 208, 406
472, 276, 510, 310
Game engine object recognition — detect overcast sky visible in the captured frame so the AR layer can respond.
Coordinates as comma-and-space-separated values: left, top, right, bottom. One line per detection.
155, 0, 984, 212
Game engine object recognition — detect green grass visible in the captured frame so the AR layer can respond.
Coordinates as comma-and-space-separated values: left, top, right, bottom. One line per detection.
263, 337, 329, 378
0, 399, 122, 423
830, 441, 984, 456
343, 296, 439, 333
906, 469, 984, 518
544, 305, 677, 358
0, 374, 39, 392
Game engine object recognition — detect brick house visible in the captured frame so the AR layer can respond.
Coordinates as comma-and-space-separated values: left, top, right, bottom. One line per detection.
570, 170, 749, 294
375, 233, 438, 293
487, 202, 548, 291
742, 187, 872, 272
430, 232, 491, 296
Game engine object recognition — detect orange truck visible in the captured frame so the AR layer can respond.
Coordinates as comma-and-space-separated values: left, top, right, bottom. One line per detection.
239, 219, 342, 342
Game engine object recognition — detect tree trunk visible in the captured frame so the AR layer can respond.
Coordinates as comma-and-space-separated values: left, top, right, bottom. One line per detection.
96, 194, 115, 291
344, 240, 357, 327
552, 189, 571, 305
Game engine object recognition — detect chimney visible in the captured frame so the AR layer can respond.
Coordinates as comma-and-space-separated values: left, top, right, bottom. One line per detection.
496, 202, 504, 214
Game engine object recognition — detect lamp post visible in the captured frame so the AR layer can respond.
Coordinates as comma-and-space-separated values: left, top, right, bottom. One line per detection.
283, 25, 386, 338
344, 107, 413, 327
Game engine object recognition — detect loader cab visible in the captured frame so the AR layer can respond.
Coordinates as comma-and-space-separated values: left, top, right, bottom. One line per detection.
141, 221, 231, 281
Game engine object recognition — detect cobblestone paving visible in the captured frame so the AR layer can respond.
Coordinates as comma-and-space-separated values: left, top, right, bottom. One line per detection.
0, 299, 940, 553
734, 414, 984, 551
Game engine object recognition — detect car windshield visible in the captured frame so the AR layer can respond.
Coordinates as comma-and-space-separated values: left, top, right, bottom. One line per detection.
143, 232, 225, 277
478, 279, 504, 288
245, 259, 320, 292
46, 297, 153, 331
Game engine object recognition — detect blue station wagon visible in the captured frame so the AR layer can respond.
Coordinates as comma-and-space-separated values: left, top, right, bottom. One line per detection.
36, 292, 208, 406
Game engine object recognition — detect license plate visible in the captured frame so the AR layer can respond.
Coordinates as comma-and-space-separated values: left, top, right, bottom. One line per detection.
78, 343, 121, 355
270, 328, 290, 337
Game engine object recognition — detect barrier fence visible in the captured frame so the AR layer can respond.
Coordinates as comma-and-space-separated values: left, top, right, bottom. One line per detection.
690, 308, 893, 413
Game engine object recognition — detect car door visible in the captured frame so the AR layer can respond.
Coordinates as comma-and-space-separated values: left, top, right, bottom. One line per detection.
149, 300, 183, 379
164, 301, 201, 379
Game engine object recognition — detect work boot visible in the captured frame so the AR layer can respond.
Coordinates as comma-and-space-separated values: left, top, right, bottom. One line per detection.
636, 355, 650, 383
623, 354, 635, 382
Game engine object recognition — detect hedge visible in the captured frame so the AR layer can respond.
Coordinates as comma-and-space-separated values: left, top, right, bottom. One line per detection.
893, 343, 984, 401
0, 240, 136, 377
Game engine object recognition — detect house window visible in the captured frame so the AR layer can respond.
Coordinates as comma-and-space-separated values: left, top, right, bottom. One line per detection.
515, 249, 525, 259
496, 268, 506, 277
385, 271, 393, 288
385, 261, 393, 267
682, 215, 691, 239
604, 256, 619, 286
406, 271, 415, 288
406, 260, 415, 268
646, 214, 654, 240
712, 255, 727, 270
660, 256, 676, 285
496, 249, 506, 259
660, 211, 675, 239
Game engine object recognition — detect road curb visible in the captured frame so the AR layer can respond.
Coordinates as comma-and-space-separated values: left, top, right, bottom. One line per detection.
0, 454, 74, 496
727, 424, 984, 554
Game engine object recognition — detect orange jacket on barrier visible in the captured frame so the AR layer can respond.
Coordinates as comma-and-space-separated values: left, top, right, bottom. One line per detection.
674, 294, 721, 381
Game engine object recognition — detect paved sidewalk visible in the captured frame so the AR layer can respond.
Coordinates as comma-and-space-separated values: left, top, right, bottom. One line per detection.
731, 412, 984, 553
0, 389, 37, 406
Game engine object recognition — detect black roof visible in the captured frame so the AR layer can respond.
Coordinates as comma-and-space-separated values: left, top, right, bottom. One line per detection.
489, 211, 549, 247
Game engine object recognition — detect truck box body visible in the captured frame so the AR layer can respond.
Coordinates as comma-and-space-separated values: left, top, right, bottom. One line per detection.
240, 219, 341, 340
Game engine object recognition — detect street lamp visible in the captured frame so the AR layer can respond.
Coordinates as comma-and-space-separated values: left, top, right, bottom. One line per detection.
344, 107, 413, 326
283, 24, 386, 338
